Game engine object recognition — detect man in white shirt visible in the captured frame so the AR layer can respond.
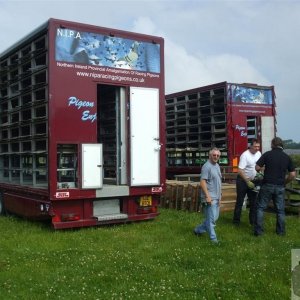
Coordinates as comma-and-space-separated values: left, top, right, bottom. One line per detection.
233, 139, 261, 226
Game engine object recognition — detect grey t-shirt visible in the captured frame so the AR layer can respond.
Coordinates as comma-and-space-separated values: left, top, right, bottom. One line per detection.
200, 160, 222, 202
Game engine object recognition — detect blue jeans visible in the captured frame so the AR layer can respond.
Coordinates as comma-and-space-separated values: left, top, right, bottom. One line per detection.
194, 200, 220, 241
254, 184, 286, 235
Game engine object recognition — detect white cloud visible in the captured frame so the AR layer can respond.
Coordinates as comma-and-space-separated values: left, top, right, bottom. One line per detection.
166, 45, 271, 93
131, 16, 157, 36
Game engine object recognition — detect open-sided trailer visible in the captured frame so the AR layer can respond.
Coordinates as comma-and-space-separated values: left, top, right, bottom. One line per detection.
0, 18, 165, 229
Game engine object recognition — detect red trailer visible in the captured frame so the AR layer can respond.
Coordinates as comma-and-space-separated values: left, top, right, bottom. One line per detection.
0, 19, 165, 229
165, 82, 276, 178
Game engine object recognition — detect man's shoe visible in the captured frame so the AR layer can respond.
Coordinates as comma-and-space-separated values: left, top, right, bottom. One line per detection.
193, 229, 203, 236
211, 239, 219, 244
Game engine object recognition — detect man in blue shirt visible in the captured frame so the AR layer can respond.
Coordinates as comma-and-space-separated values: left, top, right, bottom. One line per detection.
194, 147, 222, 243
254, 137, 295, 236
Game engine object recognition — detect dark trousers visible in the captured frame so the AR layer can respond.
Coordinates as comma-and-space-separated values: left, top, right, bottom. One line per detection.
233, 175, 258, 225
254, 184, 286, 235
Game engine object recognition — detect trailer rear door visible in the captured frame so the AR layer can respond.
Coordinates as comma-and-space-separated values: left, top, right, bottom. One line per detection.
130, 87, 160, 186
261, 116, 275, 153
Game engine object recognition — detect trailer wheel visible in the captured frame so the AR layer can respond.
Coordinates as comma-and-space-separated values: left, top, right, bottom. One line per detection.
0, 192, 5, 215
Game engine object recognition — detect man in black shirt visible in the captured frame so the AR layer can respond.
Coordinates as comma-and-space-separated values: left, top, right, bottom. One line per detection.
254, 137, 295, 236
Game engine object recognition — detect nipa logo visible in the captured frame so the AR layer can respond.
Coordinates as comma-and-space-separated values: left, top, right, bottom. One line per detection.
57, 28, 82, 39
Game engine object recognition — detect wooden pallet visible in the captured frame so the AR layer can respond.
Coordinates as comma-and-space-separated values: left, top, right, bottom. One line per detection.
160, 181, 236, 213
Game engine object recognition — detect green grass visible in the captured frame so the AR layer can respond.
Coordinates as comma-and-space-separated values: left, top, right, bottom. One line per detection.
0, 208, 299, 299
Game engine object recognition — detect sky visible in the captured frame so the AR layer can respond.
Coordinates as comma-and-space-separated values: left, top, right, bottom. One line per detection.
1, 0, 300, 142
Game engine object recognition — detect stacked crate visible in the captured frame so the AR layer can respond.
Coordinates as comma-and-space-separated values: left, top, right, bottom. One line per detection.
166, 84, 229, 171
160, 180, 236, 213
220, 184, 237, 212
161, 180, 200, 212
0, 35, 48, 186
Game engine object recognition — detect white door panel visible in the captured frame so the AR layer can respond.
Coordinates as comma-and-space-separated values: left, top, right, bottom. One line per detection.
82, 144, 103, 189
130, 87, 160, 186
261, 116, 275, 153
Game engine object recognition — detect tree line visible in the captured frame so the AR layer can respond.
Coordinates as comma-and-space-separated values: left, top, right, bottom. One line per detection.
283, 139, 300, 149
282, 140, 300, 168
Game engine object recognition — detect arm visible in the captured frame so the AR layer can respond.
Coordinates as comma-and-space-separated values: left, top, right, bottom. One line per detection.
255, 153, 265, 173
238, 167, 249, 183
285, 157, 296, 184
238, 167, 255, 188
237, 151, 253, 183
239, 167, 255, 189
285, 171, 296, 185
255, 164, 263, 172
200, 178, 212, 205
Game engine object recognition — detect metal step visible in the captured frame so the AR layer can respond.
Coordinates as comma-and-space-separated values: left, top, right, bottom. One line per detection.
96, 213, 128, 222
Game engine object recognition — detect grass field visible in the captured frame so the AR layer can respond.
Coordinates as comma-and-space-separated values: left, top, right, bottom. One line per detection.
0, 208, 299, 299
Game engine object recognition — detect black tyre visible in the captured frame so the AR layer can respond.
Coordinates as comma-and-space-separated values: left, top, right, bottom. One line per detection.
0, 192, 5, 215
